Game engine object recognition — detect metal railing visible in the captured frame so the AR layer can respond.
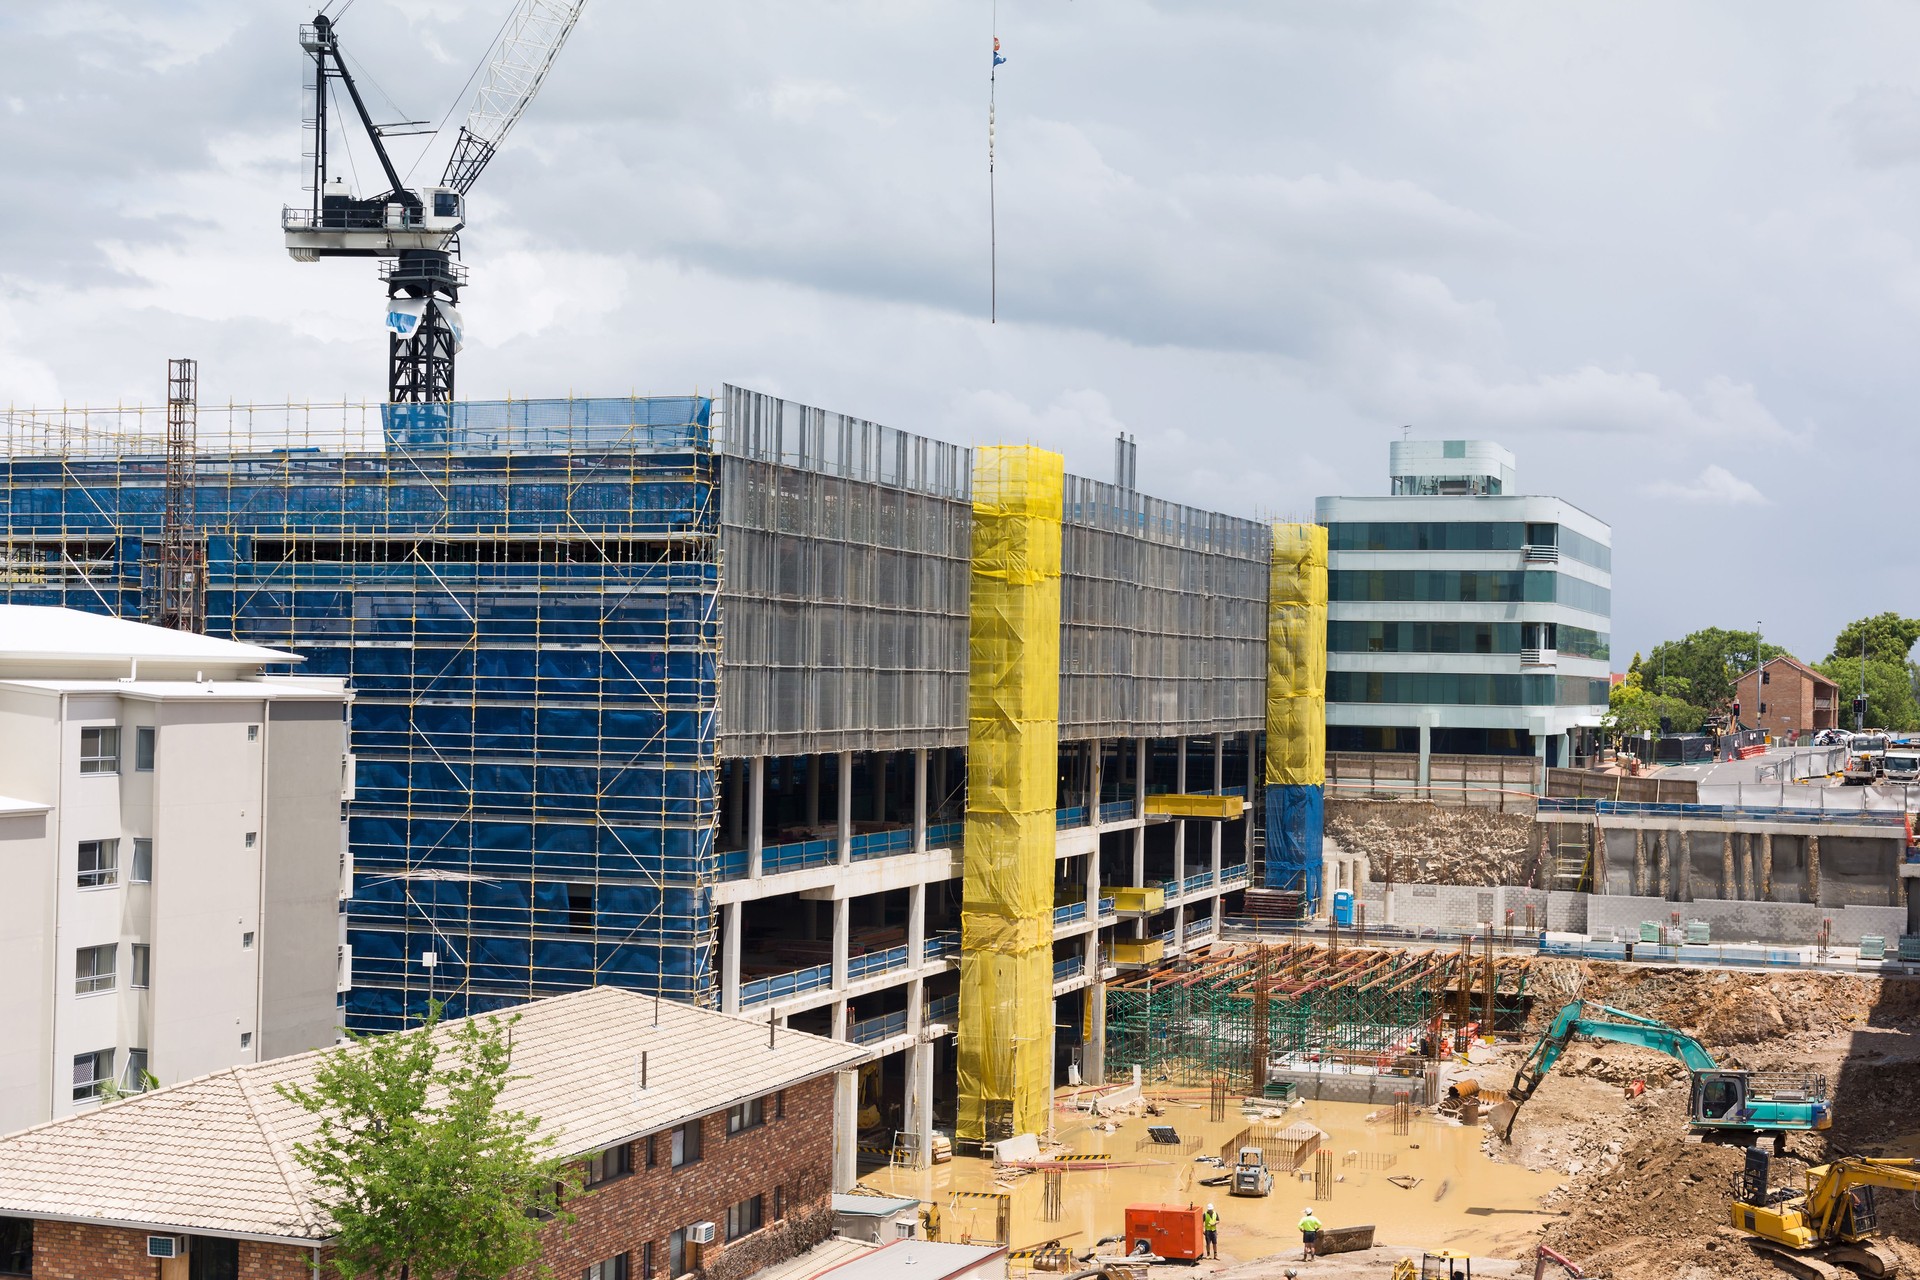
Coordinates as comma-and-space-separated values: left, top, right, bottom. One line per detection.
1539, 798, 1907, 826
927, 993, 959, 1024
923, 931, 960, 961
1180, 869, 1216, 897
1054, 901, 1088, 927
847, 945, 911, 983
849, 1009, 911, 1046
1098, 895, 1118, 917
1054, 955, 1086, 984
740, 962, 833, 1008
760, 837, 840, 874
1220, 864, 1251, 886
1099, 800, 1137, 824
1056, 806, 1089, 830
850, 828, 914, 861
926, 821, 964, 848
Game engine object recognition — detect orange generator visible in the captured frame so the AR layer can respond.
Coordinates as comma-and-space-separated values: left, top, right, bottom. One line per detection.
1123, 1203, 1204, 1261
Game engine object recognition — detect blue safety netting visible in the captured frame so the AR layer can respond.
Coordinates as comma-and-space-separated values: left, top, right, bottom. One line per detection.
1265, 784, 1323, 909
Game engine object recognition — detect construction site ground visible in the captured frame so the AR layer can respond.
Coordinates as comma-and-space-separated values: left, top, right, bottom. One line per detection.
867, 957, 1920, 1279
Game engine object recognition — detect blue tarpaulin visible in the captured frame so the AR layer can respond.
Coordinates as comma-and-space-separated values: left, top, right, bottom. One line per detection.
1265, 784, 1323, 909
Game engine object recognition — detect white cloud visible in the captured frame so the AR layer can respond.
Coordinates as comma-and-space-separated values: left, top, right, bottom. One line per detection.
1645, 465, 1768, 506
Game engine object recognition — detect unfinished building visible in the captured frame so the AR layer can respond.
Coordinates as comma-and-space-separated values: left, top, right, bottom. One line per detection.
0, 384, 1306, 1166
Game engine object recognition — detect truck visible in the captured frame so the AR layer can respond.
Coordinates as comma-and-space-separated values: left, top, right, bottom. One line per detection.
1229, 1146, 1273, 1197
1844, 733, 1889, 785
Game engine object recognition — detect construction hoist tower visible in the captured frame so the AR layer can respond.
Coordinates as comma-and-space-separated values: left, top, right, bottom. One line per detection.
281, 2, 588, 402
151, 357, 206, 632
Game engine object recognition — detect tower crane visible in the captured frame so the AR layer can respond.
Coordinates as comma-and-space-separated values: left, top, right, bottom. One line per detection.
281, 1, 589, 403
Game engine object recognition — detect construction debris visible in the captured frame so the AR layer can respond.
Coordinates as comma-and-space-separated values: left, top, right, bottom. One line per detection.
1328, 800, 1533, 886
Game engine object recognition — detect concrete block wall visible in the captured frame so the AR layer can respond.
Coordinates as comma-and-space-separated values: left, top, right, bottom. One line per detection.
1584, 894, 1907, 947
1358, 881, 1579, 933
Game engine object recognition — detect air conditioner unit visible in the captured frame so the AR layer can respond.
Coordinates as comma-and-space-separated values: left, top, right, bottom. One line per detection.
686, 1222, 717, 1245
147, 1235, 187, 1259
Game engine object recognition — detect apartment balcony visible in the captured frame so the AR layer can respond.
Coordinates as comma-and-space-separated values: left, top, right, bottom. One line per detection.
1523, 544, 1560, 564
1521, 647, 1556, 667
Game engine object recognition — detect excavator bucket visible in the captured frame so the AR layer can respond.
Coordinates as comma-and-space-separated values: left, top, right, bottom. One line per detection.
1490, 1100, 1519, 1141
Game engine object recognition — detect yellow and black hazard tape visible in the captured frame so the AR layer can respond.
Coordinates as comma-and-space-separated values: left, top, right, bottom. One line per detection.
1008, 1240, 1076, 1265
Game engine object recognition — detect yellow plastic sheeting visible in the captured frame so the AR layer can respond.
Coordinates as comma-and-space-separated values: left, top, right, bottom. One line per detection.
1144, 794, 1247, 819
1266, 522, 1328, 786
958, 445, 1065, 1148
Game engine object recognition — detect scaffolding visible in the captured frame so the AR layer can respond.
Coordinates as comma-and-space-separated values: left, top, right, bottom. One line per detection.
957, 445, 1064, 1148
0, 394, 721, 1033
1103, 943, 1531, 1092
1265, 523, 1328, 899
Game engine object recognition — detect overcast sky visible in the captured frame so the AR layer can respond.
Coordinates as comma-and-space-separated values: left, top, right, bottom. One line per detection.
2, 2, 1916, 662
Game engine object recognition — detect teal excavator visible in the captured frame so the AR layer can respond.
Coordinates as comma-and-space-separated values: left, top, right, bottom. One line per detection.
1494, 1000, 1830, 1148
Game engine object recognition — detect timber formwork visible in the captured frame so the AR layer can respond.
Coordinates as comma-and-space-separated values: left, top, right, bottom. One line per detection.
0, 397, 721, 1032
1103, 942, 1531, 1091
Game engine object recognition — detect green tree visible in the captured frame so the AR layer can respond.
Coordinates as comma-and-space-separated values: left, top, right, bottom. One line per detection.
1641, 627, 1789, 710
1603, 671, 1705, 740
1816, 656, 1920, 732
278, 1004, 570, 1280
1828, 612, 1920, 667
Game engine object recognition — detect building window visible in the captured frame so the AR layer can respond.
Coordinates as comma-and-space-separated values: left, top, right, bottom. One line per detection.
726, 1096, 764, 1135
247, 724, 259, 742
726, 1195, 763, 1241
131, 839, 153, 883
644, 1134, 658, 1167
131, 944, 151, 989
776, 1089, 785, 1119
584, 1143, 632, 1186
125, 1048, 150, 1092
566, 884, 594, 933
774, 1185, 785, 1221
667, 1229, 686, 1279
583, 1256, 629, 1280
79, 726, 120, 775
242, 932, 255, 950
135, 726, 156, 771
73, 1048, 114, 1101
244, 832, 257, 849
670, 1119, 702, 1167
640, 1242, 655, 1279
76, 944, 116, 995
240, 1031, 253, 1050
187, 1236, 238, 1280
0, 1216, 31, 1276
77, 839, 118, 889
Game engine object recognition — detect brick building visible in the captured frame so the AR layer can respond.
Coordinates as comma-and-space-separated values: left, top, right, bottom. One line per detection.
0, 987, 865, 1280
1733, 655, 1840, 740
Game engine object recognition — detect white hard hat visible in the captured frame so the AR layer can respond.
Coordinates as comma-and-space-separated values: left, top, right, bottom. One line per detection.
1206, 1203, 1214, 1211
1301, 1206, 1312, 1214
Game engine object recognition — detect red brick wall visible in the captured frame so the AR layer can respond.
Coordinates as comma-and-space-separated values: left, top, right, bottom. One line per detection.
1736, 665, 1837, 737
511, 1072, 839, 1280
19, 1073, 839, 1280
29, 1221, 314, 1280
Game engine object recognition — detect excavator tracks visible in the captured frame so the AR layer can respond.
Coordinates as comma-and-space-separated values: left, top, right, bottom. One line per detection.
1747, 1239, 1900, 1280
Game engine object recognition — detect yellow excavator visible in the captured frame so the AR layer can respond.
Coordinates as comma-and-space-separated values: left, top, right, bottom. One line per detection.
1731, 1150, 1920, 1278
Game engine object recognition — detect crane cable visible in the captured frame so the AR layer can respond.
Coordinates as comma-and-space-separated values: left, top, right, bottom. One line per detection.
403, 2, 523, 185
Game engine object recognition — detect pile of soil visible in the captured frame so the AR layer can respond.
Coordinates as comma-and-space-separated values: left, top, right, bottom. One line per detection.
1480, 963, 1920, 1278
1327, 800, 1534, 886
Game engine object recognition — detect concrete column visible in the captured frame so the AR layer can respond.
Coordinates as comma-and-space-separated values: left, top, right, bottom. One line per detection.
722, 900, 743, 1015
806, 754, 822, 828
832, 896, 850, 990
748, 756, 766, 878
1808, 835, 1822, 904
908, 880, 927, 968
832, 999, 848, 1039
906, 1034, 934, 1170
913, 748, 928, 854
1087, 978, 1107, 1085
1089, 737, 1104, 828
831, 1069, 859, 1191
837, 749, 853, 865
1722, 833, 1737, 899
1760, 833, 1774, 901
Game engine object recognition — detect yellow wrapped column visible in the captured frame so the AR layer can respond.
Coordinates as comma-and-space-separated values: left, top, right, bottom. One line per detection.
1265, 523, 1328, 904
957, 445, 1064, 1148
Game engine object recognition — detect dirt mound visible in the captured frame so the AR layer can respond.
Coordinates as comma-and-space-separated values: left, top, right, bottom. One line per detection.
1327, 800, 1534, 886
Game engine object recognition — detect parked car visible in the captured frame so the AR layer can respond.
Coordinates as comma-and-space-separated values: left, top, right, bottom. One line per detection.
1813, 729, 1852, 746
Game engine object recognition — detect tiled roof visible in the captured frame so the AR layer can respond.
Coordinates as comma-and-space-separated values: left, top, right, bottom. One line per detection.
0, 987, 866, 1243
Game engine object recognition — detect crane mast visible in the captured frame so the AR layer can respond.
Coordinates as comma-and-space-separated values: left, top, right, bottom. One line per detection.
282, 2, 589, 404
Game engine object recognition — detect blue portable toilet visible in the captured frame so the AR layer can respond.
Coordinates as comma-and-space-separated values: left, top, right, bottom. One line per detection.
1332, 890, 1354, 927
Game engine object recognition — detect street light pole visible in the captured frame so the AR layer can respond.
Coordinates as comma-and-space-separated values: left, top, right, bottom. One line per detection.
1858, 631, 1868, 731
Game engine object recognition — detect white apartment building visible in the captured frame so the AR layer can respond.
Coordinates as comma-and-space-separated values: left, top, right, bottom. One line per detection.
1317, 440, 1613, 777
0, 606, 349, 1132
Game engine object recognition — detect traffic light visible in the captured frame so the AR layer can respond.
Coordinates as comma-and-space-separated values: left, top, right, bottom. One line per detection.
1732, 700, 1740, 720
1853, 696, 1868, 722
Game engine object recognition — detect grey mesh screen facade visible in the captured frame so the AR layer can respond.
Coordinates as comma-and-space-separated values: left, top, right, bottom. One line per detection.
1059, 475, 1269, 739
718, 388, 971, 757
716, 386, 1271, 754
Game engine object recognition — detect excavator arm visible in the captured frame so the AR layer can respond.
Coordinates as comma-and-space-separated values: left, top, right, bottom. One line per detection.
1499, 1000, 1719, 1139
1805, 1158, 1920, 1240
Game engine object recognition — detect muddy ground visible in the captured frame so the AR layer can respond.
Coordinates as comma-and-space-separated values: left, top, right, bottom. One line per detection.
1327, 800, 1535, 886
1488, 961, 1920, 1280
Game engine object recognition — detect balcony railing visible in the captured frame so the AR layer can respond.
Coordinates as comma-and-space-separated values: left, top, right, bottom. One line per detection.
850, 828, 914, 862
1099, 800, 1136, 824
1098, 895, 1117, 918
1521, 647, 1555, 666
926, 821, 964, 849
1220, 864, 1251, 886
1180, 869, 1216, 897
847, 945, 911, 983
1054, 901, 1088, 927
740, 962, 833, 1008
1056, 806, 1088, 830
849, 1009, 911, 1045
1523, 544, 1560, 564
716, 848, 749, 881
760, 837, 839, 875
1053, 955, 1085, 984
924, 931, 960, 961
928, 993, 959, 1024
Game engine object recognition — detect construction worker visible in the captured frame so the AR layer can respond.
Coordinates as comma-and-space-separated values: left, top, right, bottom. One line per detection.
1202, 1203, 1220, 1258
1297, 1206, 1323, 1260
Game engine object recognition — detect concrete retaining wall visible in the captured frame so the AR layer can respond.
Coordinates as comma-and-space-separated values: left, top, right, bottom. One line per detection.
1268, 1069, 1428, 1105
1359, 881, 1586, 933
1584, 894, 1907, 946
